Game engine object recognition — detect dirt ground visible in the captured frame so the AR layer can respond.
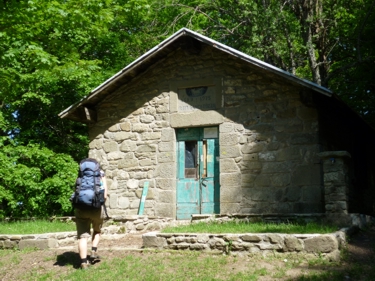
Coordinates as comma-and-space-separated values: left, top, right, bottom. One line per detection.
1, 226, 375, 280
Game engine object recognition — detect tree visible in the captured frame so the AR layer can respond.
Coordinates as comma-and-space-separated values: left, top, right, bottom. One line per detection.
0, 144, 78, 218
150, 0, 375, 125
0, 0, 155, 217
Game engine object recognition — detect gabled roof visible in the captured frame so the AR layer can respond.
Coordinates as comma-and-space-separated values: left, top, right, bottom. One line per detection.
59, 28, 332, 123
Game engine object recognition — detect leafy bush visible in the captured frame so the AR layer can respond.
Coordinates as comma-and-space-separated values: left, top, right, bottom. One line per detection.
0, 144, 78, 218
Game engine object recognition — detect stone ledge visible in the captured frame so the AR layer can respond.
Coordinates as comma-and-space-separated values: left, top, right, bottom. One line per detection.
143, 229, 352, 261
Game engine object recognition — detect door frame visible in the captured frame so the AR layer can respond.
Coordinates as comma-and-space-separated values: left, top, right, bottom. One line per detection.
176, 127, 220, 219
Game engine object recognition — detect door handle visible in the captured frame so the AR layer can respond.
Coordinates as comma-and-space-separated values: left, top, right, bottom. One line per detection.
201, 178, 207, 187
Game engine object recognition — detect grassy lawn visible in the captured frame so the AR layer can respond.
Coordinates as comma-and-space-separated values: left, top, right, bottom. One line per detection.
0, 246, 374, 281
0, 219, 338, 235
0, 219, 76, 234
162, 221, 338, 234
0, 220, 374, 280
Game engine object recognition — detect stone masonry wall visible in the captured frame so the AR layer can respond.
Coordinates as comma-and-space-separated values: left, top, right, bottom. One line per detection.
88, 44, 324, 219
143, 231, 345, 261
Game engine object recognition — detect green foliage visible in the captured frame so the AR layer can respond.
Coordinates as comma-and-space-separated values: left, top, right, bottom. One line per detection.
0, 0, 158, 218
0, 144, 78, 218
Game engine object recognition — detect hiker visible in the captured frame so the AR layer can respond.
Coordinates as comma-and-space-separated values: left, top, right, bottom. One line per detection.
71, 159, 108, 269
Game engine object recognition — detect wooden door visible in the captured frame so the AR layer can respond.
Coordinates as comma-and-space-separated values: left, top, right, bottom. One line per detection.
176, 127, 219, 220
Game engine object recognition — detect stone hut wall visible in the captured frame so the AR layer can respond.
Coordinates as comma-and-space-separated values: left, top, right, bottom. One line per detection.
88, 44, 324, 219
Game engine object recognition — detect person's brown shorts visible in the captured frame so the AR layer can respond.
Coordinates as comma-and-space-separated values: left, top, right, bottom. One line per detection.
74, 207, 103, 239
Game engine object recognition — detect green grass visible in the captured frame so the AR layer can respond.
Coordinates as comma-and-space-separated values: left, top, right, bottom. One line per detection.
0, 219, 76, 234
162, 221, 338, 234
1, 248, 374, 281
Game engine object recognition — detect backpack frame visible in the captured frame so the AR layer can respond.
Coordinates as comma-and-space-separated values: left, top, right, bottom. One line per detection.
72, 158, 102, 210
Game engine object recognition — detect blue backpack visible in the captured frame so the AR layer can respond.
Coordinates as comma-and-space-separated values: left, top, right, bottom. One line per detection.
72, 158, 103, 209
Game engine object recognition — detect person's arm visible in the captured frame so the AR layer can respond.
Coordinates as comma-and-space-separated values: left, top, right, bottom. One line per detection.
102, 175, 108, 200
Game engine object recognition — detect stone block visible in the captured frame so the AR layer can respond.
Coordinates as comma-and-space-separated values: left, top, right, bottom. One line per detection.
258, 151, 276, 161
161, 128, 175, 141
241, 142, 265, 154
155, 163, 176, 178
284, 186, 302, 201
220, 145, 241, 158
141, 132, 161, 140
220, 173, 241, 187
292, 165, 321, 185
118, 157, 139, 169
302, 185, 323, 202
19, 239, 58, 250
143, 232, 167, 248
220, 187, 242, 203
304, 235, 338, 253
220, 158, 240, 173
170, 111, 224, 127
241, 160, 262, 171
119, 140, 137, 152
103, 141, 118, 153
107, 151, 125, 160
284, 236, 303, 252
136, 144, 157, 153
254, 174, 271, 187
139, 158, 154, 166
140, 115, 155, 123
249, 187, 277, 202
158, 190, 176, 203
114, 132, 134, 141
323, 172, 346, 184
109, 193, 118, 208
263, 162, 294, 174
132, 124, 149, 132
130, 199, 140, 209
270, 173, 291, 187
155, 203, 175, 218
268, 234, 283, 244
219, 203, 241, 214
276, 147, 303, 161
220, 133, 238, 146
156, 178, 176, 190
241, 234, 262, 242
119, 121, 131, 131
219, 123, 234, 133
118, 197, 130, 209
241, 174, 257, 185
190, 243, 208, 250
158, 142, 174, 152
158, 152, 175, 163
127, 179, 139, 189
89, 139, 103, 150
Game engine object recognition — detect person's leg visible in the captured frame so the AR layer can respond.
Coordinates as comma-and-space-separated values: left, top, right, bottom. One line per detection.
92, 231, 101, 247
90, 208, 103, 259
75, 209, 92, 268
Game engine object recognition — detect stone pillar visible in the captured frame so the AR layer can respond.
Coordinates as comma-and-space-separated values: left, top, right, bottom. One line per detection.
318, 151, 351, 214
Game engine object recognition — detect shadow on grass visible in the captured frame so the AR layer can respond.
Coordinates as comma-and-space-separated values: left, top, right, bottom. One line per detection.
54, 251, 81, 269
54, 251, 103, 269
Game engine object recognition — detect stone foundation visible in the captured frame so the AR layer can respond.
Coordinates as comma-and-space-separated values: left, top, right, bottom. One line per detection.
1, 213, 373, 256
143, 231, 346, 261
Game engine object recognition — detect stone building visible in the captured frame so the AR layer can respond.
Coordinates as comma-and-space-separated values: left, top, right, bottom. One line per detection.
60, 28, 375, 220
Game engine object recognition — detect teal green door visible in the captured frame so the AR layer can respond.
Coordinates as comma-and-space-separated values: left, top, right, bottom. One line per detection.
176, 127, 220, 220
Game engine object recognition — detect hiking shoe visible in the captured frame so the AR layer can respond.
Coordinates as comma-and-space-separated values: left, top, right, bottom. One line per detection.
80, 262, 91, 270
90, 252, 101, 260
